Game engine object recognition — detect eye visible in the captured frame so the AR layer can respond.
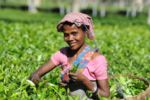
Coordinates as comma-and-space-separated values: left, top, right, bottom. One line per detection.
72, 32, 78, 36
63, 33, 69, 37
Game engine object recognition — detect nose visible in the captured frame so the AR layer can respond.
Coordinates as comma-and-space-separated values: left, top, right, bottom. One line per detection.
69, 35, 74, 40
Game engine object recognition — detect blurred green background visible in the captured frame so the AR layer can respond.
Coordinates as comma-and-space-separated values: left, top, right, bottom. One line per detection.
0, 0, 150, 100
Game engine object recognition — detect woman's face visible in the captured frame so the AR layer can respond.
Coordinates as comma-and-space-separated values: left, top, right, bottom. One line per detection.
63, 24, 86, 50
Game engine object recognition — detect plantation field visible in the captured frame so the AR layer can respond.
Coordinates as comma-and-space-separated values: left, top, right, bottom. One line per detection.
0, 9, 150, 99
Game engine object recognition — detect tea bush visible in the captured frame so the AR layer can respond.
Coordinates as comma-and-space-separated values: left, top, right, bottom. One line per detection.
0, 9, 150, 100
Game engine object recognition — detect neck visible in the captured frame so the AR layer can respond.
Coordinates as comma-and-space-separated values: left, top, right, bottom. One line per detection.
68, 43, 87, 57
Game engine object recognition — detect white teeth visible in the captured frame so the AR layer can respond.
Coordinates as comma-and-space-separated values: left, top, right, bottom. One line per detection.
70, 42, 76, 45
70, 43, 76, 46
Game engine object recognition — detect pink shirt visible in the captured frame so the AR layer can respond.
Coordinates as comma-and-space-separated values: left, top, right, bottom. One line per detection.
51, 48, 108, 80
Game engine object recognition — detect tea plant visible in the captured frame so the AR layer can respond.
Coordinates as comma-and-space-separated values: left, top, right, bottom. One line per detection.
0, 9, 150, 99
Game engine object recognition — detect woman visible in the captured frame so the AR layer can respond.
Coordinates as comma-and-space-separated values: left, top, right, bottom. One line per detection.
29, 12, 110, 99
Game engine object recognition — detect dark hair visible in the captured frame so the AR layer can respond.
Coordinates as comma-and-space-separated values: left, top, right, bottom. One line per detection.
59, 21, 89, 32
80, 24, 89, 32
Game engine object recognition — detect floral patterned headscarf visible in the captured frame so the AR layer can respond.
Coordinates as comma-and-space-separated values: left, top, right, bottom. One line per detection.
57, 12, 95, 40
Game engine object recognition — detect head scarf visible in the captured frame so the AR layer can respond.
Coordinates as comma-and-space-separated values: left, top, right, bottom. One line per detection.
57, 12, 95, 40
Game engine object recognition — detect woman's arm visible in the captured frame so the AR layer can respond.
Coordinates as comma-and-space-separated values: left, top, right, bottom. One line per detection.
29, 60, 56, 84
75, 74, 110, 97
69, 71, 94, 91
69, 72, 110, 97
97, 79, 110, 97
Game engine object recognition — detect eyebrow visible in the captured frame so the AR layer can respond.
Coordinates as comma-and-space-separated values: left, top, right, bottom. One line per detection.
64, 30, 78, 34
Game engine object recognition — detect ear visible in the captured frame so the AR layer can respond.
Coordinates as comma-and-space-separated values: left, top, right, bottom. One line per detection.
83, 31, 88, 38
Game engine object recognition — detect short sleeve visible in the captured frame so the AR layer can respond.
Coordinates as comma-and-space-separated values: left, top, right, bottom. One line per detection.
51, 51, 61, 65
94, 56, 108, 80
50, 48, 68, 66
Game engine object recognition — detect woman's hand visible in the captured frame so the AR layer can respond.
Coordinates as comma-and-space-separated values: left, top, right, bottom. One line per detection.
69, 71, 94, 91
29, 60, 56, 84
69, 70, 85, 81
29, 72, 41, 84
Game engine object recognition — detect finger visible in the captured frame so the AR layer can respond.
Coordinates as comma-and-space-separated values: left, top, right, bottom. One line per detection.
69, 72, 77, 76
69, 73, 77, 80
59, 82, 67, 87
70, 75, 77, 80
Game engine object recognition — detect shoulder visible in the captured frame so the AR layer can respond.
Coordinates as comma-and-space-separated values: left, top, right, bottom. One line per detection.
51, 47, 68, 65
91, 51, 100, 59
86, 53, 107, 74
89, 51, 107, 66
93, 54, 107, 64
91, 50, 105, 61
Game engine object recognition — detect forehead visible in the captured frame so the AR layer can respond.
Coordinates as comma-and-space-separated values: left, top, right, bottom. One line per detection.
63, 24, 81, 33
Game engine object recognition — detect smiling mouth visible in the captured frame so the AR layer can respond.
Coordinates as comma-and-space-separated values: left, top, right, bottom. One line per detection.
69, 42, 77, 47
